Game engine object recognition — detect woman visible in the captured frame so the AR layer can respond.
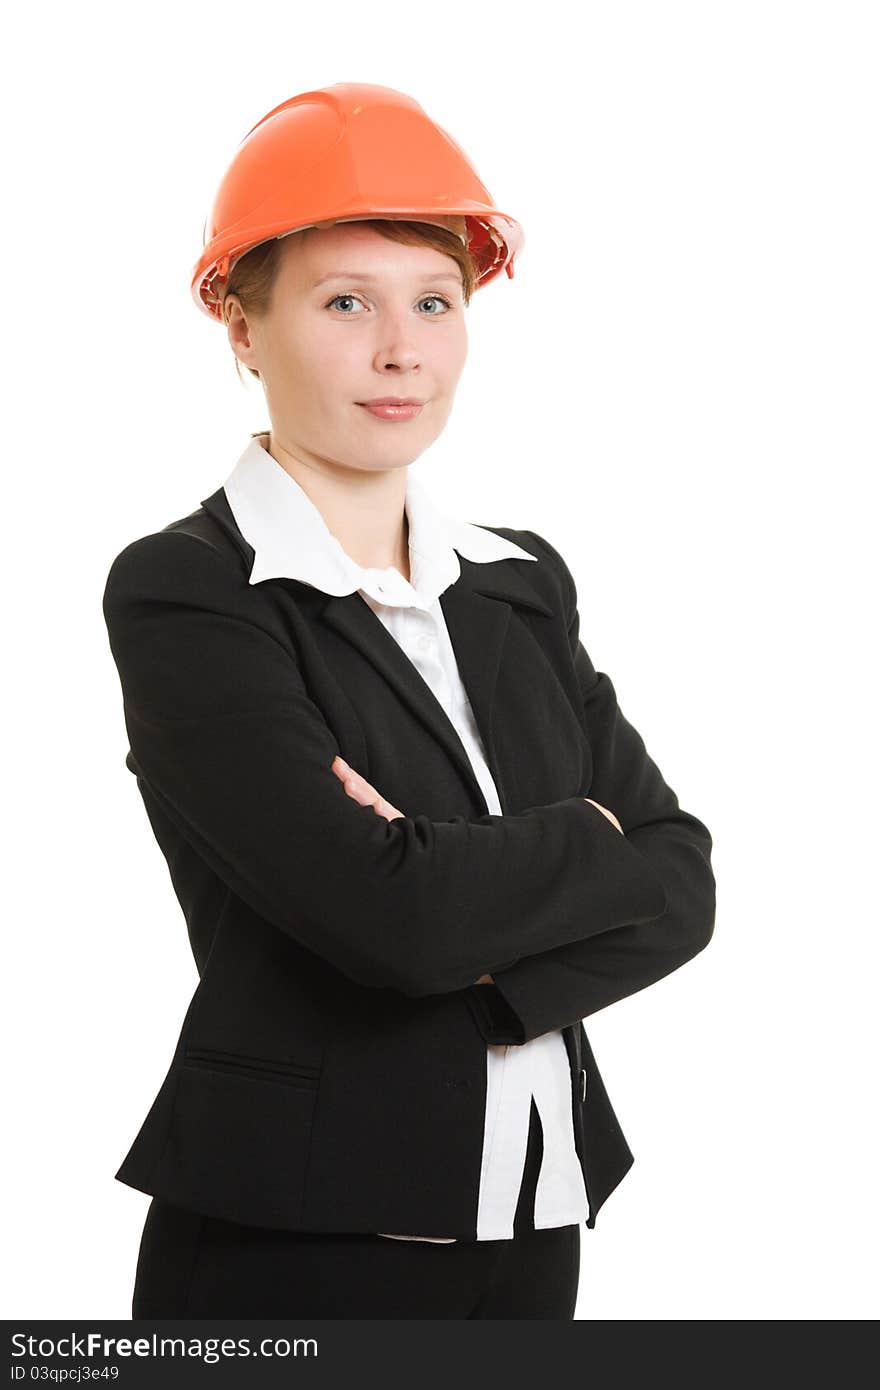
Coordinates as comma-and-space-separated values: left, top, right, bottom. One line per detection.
103, 82, 716, 1319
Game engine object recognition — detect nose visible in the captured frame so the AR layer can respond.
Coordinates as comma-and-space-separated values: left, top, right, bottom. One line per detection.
374, 344, 421, 374
372, 309, 422, 375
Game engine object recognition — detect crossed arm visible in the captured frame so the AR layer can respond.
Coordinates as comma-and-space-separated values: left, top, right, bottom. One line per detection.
103, 527, 713, 1022
103, 530, 673, 1002
330, 753, 625, 986
329, 531, 716, 1045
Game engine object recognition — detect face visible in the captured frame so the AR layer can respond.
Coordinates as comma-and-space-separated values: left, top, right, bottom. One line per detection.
226, 222, 469, 477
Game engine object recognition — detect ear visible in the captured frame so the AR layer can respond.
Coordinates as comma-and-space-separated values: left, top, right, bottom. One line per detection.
224, 296, 260, 376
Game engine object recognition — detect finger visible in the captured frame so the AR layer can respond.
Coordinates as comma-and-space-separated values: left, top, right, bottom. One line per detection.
342, 765, 379, 806
332, 759, 373, 802
347, 779, 401, 821
344, 773, 377, 808
336, 760, 370, 794
584, 798, 624, 834
332, 758, 403, 820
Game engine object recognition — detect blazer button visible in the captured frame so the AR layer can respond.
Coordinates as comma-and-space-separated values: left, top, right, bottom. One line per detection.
580, 1068, 587, 1102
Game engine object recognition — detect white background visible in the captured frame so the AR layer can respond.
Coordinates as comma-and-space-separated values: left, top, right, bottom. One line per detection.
4, 0, 877, 1321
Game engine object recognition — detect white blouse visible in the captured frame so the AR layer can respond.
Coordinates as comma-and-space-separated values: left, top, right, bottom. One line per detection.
223, 434, 590, 1242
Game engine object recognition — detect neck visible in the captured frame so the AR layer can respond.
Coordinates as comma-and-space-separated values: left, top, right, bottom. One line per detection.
261, 432, 411, 583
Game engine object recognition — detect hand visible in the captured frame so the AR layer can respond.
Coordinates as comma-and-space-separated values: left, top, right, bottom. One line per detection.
331, 756, 404, 821
583, 797, 624, 834
474, 973, 495, 985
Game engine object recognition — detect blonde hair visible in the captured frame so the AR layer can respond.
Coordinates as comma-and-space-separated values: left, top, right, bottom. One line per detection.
220, 219, 478, 384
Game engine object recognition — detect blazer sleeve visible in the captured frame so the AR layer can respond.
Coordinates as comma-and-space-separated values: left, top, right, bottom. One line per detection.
465, 530, 716, 1044
102, 530, 670, 999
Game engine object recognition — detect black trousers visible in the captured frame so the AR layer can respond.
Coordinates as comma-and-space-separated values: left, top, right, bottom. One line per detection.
131, 1097, 581, 1319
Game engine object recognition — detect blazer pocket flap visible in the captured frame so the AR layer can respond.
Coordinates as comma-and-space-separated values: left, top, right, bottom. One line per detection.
183, 1045, 321, 1087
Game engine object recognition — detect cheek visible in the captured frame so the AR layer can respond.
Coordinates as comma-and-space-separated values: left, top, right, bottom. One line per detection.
437, 333, 468, 386
271, 331, 356, 404
439, 315, 467, 364
308, 333, 362, 391
262, 329, 306, 387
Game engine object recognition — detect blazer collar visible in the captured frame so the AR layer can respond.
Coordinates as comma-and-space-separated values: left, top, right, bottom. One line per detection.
199, 440, 556, 814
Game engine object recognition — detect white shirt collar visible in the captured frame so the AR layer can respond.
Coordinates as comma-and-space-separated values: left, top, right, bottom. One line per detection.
222, 433, 537, 610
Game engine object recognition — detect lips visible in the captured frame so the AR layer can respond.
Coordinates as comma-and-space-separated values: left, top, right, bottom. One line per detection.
357, 399, 425, 421
358, 398, 425, 407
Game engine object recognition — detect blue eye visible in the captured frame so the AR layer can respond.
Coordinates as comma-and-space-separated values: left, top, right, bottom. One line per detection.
417, 295, 452, 314
326, 294, 365, 314
325, 293, 453, 315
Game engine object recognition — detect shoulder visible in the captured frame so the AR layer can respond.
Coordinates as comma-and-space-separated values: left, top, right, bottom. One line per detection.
102, 507, 248, 624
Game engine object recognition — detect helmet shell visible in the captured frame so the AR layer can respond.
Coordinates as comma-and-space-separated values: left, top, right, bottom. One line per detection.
192, 82, 524, 321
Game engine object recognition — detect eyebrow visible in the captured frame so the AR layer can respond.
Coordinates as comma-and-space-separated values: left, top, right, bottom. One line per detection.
312, 270, 463, 287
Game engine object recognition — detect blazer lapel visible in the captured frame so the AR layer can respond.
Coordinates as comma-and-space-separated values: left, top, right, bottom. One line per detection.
437, 566, 553, 812
200, 486, 555, 816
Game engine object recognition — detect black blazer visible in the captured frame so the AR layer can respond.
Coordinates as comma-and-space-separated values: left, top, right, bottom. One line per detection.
102, 486, 715, 1239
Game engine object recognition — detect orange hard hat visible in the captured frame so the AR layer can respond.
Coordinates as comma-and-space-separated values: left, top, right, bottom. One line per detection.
192, 82, 525, 322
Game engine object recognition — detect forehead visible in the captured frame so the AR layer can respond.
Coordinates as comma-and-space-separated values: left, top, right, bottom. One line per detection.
279, 222, 459, 284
